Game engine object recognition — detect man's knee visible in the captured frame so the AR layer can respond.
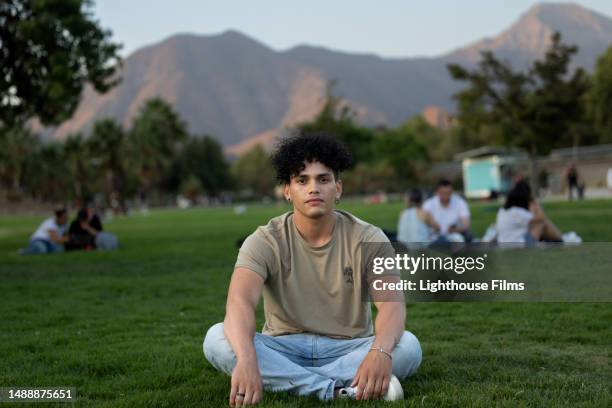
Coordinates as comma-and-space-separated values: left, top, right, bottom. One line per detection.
392, 331, 422, 380
203, 322, 235, 373
26, 240, 47, 255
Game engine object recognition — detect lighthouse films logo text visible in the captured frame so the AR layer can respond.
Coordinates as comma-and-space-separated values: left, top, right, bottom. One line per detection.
361, 242, 612, 302
371, 252, 524, 292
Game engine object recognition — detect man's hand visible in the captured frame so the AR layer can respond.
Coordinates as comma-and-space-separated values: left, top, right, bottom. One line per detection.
230, 357, 262, 407
49, 230, 69, 244
224, 268, 264, 406
351, 350, 392, 400
448, 223, 467, 234
80, 221, 98, 236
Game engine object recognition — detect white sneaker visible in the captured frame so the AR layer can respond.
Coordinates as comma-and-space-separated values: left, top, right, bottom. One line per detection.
336, 375, 404, 401
383, 375, 404, 401
337, 385, 357, 399
562, 231, 582, 244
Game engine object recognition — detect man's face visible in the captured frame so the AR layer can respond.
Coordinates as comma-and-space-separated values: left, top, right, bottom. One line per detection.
57, 213, 68, 226
284, 161, 341, 219
437, 185, 453, 206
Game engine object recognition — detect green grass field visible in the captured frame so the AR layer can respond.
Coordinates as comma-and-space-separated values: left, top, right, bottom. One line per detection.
1, 200, 611, 407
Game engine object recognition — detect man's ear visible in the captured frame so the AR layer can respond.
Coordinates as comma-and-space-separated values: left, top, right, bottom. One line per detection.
335, 179, 343, 200
283, 183, 290, 201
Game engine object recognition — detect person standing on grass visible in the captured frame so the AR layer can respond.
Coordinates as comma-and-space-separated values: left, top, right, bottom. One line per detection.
22, 208, 69, 255
566, 164, 579, 201
203, 133, 421, 406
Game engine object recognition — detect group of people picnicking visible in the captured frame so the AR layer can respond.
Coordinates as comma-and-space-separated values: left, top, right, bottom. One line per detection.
21, 205, 119, 255
397, 178, 576, 246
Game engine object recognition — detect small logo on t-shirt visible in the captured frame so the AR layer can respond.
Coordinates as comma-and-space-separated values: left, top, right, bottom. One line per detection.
343, 266, 354, 285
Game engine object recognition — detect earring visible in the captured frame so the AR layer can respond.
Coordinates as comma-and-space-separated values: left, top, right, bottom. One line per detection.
286, 197, 291, 202
335, 198, 340, 204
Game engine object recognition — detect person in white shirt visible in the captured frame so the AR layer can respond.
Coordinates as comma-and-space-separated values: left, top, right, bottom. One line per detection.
422, 180, 471, 242
496, 181, 562, 244
397, 189, 439, 245
23, 208, 69, 254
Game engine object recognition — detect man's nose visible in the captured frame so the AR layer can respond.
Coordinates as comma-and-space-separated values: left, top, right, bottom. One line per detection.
308, 179, 320, 193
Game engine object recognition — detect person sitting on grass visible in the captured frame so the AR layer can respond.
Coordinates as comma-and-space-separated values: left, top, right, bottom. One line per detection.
66, 206, 103, 251
496, 180, 562, 244
397, 188, 440, 246
423, 179, 472, 242
22, 208, 69, 255
66, 204, 119, 251
203, 133, 421, 406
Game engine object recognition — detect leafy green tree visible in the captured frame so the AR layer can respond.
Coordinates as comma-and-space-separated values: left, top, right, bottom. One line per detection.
341, 161, 397, 195
399, 116, 455, 162
88, 119, 135, 208
297, 83, 375, 163
169, 135, 233, 197
62, 132, 91, 200
447, 32, 590, 192
0, 125, 38, 190
589, 46, 612, 143
23, 142, 69, 202
0, 0, 121, 128
180, 175, 204, 203
372, 125, 430, 188
129, 98, 188, 195
231, 145, 275, 198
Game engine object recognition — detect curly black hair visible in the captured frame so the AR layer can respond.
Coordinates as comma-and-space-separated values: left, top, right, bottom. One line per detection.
271, 132, 354, 184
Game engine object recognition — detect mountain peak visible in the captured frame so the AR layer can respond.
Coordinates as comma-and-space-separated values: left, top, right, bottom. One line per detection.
156, 29, 269, 50
522, 2, 612, 31
216, 29, 259, 43
446, 2, 612, 66
527, 2, 597, 18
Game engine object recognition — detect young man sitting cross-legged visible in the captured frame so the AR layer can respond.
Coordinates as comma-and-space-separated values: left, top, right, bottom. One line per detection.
203, 133, 422, 406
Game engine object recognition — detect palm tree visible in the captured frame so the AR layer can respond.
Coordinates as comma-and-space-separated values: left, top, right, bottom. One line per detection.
88, 119, 131, 210
62, 133, 90, 201
129, 98, 188, 200
23, 143, 69, 202
0, 126, 38, 191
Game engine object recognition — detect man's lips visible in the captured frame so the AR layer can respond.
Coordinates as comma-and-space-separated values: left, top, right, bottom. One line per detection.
305, 198, 324, 204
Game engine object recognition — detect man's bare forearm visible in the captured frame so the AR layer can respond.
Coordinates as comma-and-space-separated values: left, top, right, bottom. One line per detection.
372, 302, 406, 352
459, 217, 470, 231
49, 231, 68, 244
223, 297, 257, 361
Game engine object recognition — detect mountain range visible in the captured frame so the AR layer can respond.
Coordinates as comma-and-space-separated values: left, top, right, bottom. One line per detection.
40, 2, 612, 155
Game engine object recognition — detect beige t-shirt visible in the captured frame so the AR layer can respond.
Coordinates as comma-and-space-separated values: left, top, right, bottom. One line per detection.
235, 210, 395, 339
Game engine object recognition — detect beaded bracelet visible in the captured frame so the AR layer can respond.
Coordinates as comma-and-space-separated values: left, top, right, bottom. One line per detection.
370, 347, 393, 360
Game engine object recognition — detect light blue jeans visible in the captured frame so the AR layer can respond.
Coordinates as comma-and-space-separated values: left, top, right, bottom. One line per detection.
23, 239, 63, 255
203, 323, 422, 401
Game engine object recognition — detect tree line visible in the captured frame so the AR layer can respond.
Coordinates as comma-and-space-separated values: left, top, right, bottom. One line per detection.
2, 0, 612, 203
3, 35, 612, 205
0, 98, 233, 207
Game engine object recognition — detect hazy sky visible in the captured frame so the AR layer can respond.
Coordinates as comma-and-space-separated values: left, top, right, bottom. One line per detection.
93, 1, 612, 58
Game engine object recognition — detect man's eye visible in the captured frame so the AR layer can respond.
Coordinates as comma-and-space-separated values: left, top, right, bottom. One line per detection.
297, 179, 306, 184
320, 177, 329, 183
